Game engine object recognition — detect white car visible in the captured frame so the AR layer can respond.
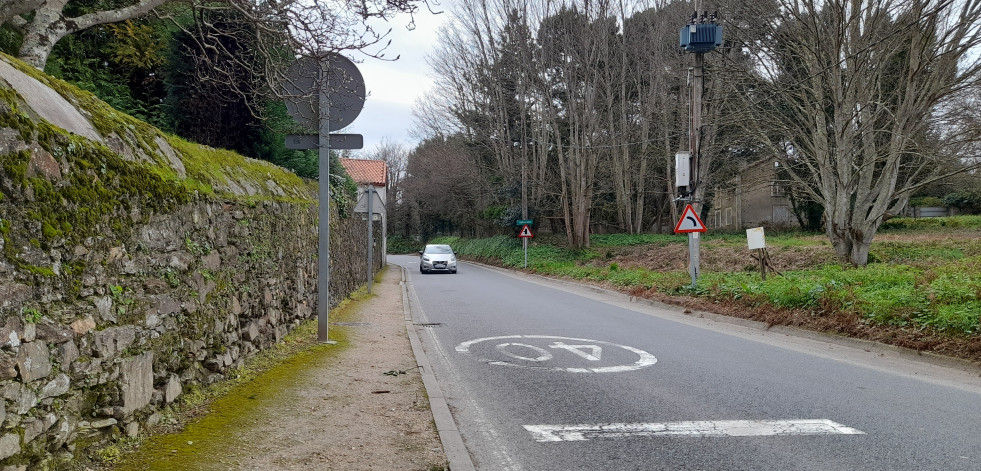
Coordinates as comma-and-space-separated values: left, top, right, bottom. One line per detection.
419, 244, 458, 274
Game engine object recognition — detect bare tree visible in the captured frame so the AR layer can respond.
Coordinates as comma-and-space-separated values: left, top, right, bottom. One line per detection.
414, 0, 767, 243
402, 136, 484, 238
410, 90, 461, 139
6, 0, 426, 72
365, 140, 410, 212
424, 0, 556, 229
739, 0, 981, 266
534, 1, 622, 247
616, 1, 691, 234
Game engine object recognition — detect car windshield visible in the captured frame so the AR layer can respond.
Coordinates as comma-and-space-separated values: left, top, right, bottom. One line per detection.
425, 245, 453, 254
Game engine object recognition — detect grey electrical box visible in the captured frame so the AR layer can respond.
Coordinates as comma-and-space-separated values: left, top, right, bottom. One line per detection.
676, 151, 691, 187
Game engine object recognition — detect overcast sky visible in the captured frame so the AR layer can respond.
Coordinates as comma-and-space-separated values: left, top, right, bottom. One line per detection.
341, 4, 453, 155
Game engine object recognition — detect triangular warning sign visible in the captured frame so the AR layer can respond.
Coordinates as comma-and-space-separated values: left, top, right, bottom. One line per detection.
674, 204, 707, 233
518, 224, 534, 238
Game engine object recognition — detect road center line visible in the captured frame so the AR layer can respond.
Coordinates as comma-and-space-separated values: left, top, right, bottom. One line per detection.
523, 419, 866, 442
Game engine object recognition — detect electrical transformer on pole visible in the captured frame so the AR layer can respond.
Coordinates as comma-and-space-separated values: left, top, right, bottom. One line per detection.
677, 8, 721, 288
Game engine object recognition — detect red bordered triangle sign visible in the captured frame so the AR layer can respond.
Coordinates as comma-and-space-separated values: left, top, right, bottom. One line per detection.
674, 204, 707, 233
518, 224, 534, 238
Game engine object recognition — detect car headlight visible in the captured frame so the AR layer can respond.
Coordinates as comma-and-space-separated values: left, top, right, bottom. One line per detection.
450, 256, 456, 262
422, 256, 430, 262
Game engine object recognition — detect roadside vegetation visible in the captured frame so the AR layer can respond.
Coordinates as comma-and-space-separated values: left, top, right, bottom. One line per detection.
428, 216, 981, 362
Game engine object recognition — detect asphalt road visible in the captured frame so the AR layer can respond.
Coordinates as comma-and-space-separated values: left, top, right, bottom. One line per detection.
390, 255, 981, 471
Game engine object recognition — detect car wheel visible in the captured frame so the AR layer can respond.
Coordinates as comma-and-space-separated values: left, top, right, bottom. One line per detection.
451, 268, 457, 274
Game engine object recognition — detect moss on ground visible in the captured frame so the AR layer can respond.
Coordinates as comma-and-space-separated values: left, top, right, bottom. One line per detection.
106, 283, 377, 471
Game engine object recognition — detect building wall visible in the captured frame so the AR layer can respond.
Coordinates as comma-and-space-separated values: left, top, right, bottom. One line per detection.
710, 160, 799, 231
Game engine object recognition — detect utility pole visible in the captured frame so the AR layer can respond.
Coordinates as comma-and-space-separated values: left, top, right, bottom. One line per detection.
678, 7, 721, 288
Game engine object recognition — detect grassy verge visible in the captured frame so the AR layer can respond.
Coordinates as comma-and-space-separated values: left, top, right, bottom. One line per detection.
430, 217, 981, 343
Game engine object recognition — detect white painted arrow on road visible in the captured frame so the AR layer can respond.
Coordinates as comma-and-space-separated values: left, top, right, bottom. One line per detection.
523, 419, 865, 442
550, 342, 602, 361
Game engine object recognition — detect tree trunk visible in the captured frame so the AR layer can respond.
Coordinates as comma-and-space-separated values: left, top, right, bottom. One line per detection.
741, 1, 981, 268
17, 0, 68, 69
17, 0, 170, 69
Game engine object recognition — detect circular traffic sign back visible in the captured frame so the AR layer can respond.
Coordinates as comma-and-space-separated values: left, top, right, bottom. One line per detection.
283, 53, 366, 132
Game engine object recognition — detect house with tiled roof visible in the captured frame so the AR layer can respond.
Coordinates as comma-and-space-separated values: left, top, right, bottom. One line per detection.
340, 158, 387, 187
339, 158, 388, 257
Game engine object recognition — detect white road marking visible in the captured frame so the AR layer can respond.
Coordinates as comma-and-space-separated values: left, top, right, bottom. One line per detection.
550, 342, 602, 361
523, 419, 866, 442
497, 343, 553, 362
456, 335, 657, 373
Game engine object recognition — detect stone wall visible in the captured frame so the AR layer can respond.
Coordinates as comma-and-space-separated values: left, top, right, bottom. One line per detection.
0, 54, 383, 469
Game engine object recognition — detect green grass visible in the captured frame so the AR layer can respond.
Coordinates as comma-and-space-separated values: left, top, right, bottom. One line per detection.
439, 217, 981, 337
881, 215, 981, 230
590, 233, 676, 247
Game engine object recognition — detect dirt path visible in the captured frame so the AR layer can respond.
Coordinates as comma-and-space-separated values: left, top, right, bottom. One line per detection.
112, 266, 448, 471
226, 267, 447, 470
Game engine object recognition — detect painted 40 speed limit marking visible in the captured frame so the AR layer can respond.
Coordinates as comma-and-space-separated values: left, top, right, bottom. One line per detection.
455, 335, 657, 373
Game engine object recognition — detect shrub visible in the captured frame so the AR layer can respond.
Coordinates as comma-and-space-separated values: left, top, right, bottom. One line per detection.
591, 233, 676, 247
881, 215, 981, 231
387, 235, 421, 254
909, 196, 945, 207
943, 190, 981, 214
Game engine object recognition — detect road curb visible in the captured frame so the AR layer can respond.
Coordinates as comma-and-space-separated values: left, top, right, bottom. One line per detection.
399, 265, 476, 471
464, 260, 981, 376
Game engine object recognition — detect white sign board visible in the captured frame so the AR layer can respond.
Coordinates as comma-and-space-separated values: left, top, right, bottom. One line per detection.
354, 189, 385, 214
747, 227, 766, 250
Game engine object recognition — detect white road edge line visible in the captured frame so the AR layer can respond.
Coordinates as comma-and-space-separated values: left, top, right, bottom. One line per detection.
523, 419, 866, 442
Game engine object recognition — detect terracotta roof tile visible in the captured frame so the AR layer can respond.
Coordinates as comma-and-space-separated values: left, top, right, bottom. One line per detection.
339, 158, 386, 186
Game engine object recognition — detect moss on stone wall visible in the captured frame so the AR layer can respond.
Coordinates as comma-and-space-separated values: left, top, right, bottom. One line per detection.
0, 51, 318, 294
0, 52, 383, 470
